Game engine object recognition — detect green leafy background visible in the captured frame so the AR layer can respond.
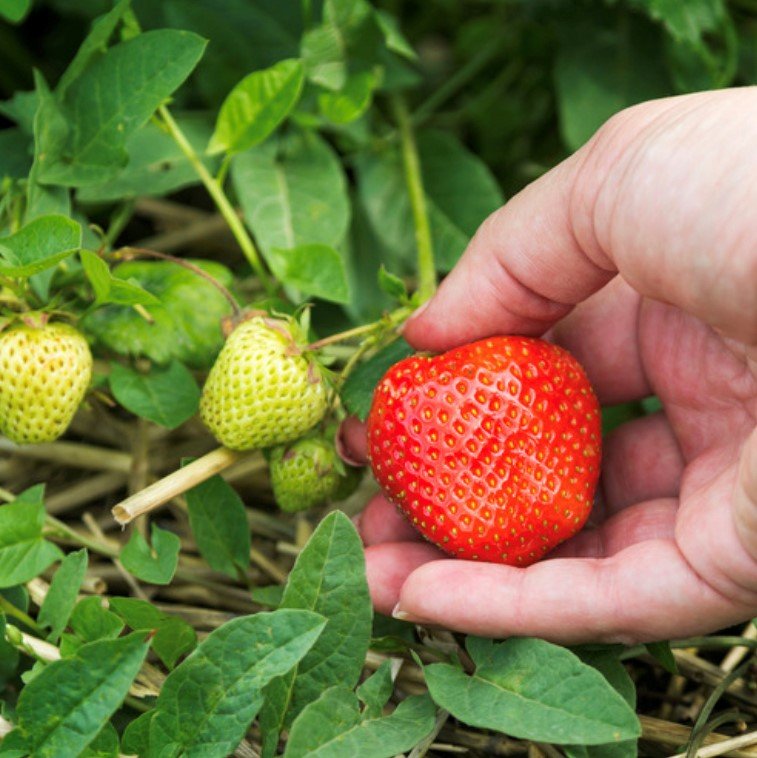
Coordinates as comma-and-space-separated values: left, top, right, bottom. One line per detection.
0, 0, 754, 756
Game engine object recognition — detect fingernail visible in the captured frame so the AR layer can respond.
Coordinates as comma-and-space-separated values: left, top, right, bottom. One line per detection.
391, 603, 412, 621
336, 421, 364, 467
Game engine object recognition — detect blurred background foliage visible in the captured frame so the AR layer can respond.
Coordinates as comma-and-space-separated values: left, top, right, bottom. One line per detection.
2, 0, 755, 195
1, 0, 754, 433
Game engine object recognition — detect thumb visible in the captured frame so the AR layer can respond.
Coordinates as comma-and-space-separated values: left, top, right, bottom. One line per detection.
404, 89, 757, 352
402, 150, 613, 352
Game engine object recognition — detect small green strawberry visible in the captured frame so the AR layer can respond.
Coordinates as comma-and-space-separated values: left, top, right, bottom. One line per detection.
200, 314, 328, 451
270, 433, 363, 513
0, 321, 93, 444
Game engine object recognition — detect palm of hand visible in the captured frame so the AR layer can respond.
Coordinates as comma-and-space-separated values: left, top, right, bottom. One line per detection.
352, 293, 757, 643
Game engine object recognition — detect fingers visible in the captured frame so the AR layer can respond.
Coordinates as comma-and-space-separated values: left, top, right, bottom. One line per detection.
356, 493, 422, 546
364, 542, 443, 615
548, 277, 648, 405
402, 153, 612, 351
337, 415, 369, 464
733, 426, 757, 562
363, 497, 678, 622
600, 412, 685, 516
390, 536, 754, 644
550, 498, 678, 559
405, 89, 757, 352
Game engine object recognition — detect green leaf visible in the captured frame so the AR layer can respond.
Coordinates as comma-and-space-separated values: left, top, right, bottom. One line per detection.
0, 90, 39, 133
0, 614, 20, 687
57, 0, 131, 96
77, 117, 216, 202
645, 641, 678, 674
184, 471, 251, 579
209, 58, 305, 155
342, 189, 394, 322
631, 0, 725, 44
0, 0, 31, 23
163, 0, 303, 107
120, 524, 180, 585
284, 688, 436, 758
69, 596, 125, 644
12, 633, 149, 758
122, 711, 152, 757
340, 338, 414, 421
80, 722, 120, 758
147, 609, 326, 758
566, 648, 638, 758
0, 214, 81, 278
0, 129, 33, 180
0, 492, 63, 588
81, 259, 235, 370
267, 243, 350, 304
109, 597, 197, 670
554, 13, 670, 150
318, 69, 377, 124
252, 584, 285, 608
302, 23, 347, 90
38, 30, 207, 186
424, 637, 640, 745
109, 361, 200, 429
357, 660, 394, 718
38, 549, 88, 643
80, 250, 159, 307
665, 15, 737, 92
377, 266, 407, 302
260, 512, 372, 751
26, 74, 71, 243
375, 10, 417, 60
232, 130, 350, 256
301, 0, 385, 91
356, 130, 503, 271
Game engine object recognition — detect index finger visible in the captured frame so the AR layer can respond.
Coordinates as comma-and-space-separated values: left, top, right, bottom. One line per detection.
390, 537, 751, 644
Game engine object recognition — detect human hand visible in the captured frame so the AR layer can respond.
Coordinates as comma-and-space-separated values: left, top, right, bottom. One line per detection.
341, 88, 757, 644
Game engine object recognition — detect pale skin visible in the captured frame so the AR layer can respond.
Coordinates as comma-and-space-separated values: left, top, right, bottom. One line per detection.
340, 88, 757, 644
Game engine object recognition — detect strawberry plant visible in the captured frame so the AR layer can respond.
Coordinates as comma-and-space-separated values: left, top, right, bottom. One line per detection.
0, 1, 755, 757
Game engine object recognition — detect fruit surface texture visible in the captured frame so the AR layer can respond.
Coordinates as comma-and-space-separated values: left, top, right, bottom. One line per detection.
367, 336, 601, 566
200, 316, 328, 451
0, 322, 93, 444
270, 435, 361, 513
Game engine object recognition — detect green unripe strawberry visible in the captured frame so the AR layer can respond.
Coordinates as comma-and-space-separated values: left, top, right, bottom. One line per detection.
0, 321, 93, 444
270, 435, 362, 513
200, 315, 328, 451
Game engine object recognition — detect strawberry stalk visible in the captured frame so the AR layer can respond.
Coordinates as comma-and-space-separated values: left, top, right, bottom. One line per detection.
391, 95, 436, 303
156, 105, 276, 296
305, 306, 411, 353
111, 447, 247, 525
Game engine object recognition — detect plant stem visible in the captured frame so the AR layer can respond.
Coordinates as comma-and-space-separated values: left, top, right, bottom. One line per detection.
0, 596, 41, 634
157, 105, 275, 295
391, 96, 436, 303
305, 306, 411, 352
412, 34, 507, 126
104, 199, 136, 249
45, 515, 119, 559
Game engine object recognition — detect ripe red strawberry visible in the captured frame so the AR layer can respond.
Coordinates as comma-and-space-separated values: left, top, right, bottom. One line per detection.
366, 336, 601, 566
